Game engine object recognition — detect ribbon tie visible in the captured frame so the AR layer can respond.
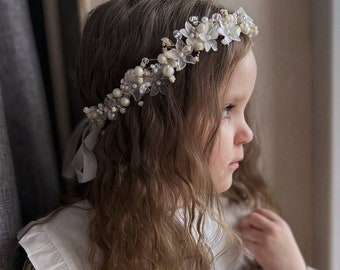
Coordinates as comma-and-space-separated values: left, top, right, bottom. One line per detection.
62, 119, 100, 183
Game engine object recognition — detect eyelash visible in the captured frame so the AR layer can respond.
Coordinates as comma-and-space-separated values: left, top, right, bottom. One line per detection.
222, 104, 235, 118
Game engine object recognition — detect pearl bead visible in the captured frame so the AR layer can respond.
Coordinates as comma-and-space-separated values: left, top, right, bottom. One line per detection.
163, 65, 175, 77
178, 52, 184, 58
134, 66, 144, 76
120, 97, 130, 107
157, 54, 167, 64
138, 101, 144, 107
202, 17, 208, 23
113, 88, 122, 98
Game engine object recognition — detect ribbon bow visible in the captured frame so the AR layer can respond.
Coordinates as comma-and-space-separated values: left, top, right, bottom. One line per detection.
62, 119, 100, 183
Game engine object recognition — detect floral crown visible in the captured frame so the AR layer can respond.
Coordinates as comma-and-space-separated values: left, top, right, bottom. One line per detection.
83, 7, 258, 128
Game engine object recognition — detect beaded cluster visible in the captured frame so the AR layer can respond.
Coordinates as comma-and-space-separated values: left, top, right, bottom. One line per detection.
83, 7, 258, 128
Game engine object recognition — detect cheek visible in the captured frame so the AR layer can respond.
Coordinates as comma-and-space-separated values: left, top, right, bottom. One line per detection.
208, 125, 235, 192
208, 127, 233, 172
214, 124, 233, 156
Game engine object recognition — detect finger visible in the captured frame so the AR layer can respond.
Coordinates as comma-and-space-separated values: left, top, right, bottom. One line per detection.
255, 208, 281, 222
240, 227, 264, 244
239, 212, 273, 231
242, 238, 259, 256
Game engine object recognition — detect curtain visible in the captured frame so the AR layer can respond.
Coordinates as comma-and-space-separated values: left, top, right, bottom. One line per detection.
0, 85, 22, 270
0, 0, 60, 268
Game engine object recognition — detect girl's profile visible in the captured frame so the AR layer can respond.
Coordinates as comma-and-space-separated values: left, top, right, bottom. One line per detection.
17, 0, 316, 269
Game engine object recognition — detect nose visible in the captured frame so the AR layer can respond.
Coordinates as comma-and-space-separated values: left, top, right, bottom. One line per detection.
234, 120, 254, 145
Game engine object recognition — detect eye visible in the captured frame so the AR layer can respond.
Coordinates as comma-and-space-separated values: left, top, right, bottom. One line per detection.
222, 104, 235, 118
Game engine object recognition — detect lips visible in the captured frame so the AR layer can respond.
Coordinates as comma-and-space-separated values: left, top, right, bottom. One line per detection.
229, 158, 243, 169
229, 162, 239, 169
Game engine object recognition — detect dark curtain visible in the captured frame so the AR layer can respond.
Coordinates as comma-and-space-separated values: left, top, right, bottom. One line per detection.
0, 85, 22, 269
0, 0, 81, 269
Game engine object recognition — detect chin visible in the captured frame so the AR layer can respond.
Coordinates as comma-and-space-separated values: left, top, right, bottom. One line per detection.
215, 177, 233, 194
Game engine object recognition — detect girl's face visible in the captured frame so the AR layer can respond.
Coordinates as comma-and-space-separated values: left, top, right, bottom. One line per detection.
209, 48, 257, 193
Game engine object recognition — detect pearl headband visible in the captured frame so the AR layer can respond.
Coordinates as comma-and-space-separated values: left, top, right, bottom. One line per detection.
64, 7, 258, 183
83, 7, 258, 128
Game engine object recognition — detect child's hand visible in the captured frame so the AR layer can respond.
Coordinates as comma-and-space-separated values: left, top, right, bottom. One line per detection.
238, 208, 306, 270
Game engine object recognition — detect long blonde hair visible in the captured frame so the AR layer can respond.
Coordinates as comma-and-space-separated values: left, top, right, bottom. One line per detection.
72, 0, 266, 269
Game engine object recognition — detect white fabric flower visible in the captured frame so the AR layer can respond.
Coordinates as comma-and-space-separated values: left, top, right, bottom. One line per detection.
198, 22, 219, 52
218, 23, 241, 45
180, 21, 196, 44
149, 68, 166, 96
165, 40, 196, 70
123, 69, 149, 101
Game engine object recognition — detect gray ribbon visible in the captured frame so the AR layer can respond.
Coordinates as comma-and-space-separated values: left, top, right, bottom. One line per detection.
62, 119, 100, 183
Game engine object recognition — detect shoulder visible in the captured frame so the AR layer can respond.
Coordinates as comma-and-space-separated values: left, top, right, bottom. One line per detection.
18, 200, 94, 270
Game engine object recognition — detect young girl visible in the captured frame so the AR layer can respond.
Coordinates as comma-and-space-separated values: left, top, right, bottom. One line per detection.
18, 0, 312, 269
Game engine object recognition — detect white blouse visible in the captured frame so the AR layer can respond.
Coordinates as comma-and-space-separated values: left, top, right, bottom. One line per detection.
18, 201, 94, 270
18, 199, 316, 270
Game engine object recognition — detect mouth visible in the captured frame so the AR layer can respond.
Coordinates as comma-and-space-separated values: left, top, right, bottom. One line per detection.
229, 162, 239, 169
229, 158, 243, 169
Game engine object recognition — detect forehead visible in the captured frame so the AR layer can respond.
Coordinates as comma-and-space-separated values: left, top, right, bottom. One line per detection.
221, 48, 257, 102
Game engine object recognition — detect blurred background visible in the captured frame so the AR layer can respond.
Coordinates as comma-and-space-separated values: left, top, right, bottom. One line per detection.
0, 0, 339, 269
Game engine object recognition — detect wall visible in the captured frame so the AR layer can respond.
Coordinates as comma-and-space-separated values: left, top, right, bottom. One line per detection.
312, 0, 340, 269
